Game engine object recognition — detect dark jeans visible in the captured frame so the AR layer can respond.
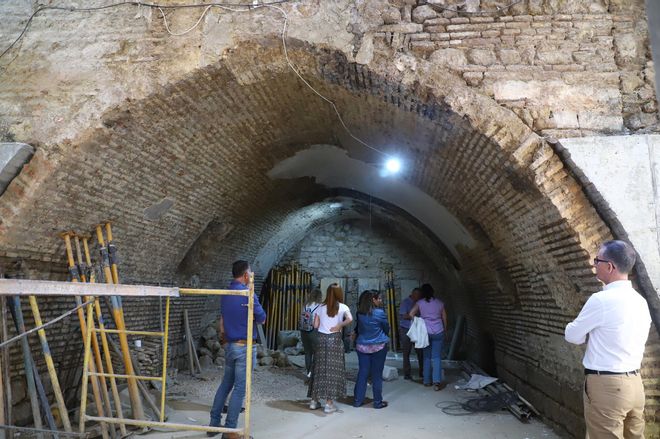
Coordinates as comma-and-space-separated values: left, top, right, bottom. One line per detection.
353, 346, 388, 407
210, 343, 255, 428
399, 327, 423, 378
300, 329, 318, 374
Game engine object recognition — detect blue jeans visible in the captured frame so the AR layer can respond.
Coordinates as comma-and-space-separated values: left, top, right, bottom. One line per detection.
353, 346, 388, 407
423, 333, 443, 385
210, 343, 256, 428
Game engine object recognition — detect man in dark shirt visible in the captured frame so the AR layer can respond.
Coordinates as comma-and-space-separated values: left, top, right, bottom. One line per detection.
209, 260, 266, 438
399, 287, 423, 380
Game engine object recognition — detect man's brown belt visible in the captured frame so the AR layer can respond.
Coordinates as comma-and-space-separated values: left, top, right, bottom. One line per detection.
229, 339, 255, 346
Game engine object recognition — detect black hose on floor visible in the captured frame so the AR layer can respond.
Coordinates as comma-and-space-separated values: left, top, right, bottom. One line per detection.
435, 391, 519, 416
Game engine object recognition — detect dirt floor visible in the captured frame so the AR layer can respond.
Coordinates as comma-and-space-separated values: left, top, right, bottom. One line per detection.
145, 353, 559, 439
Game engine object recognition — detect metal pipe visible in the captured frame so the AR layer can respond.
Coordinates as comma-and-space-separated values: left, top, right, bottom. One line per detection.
0, 296, 5, 439
0, 299, 93, 350
88, 373, 164, 382
83, 236, 127, 436
27, 296, 72, 432
8, 296, 43, 438
74, 237, 87, 284
105, 223, 120, 286
0, 425, 87, 437
62, 233, 110, 438
95, 329, 164, 337
0, 296, 11, 439
95, 225, 144, 421
244, 274, 254, 439
84, 416, 242, 434
159, 297, 170, 423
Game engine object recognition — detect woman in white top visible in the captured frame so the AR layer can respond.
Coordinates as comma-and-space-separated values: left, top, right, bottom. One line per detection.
307, 283, 353, 413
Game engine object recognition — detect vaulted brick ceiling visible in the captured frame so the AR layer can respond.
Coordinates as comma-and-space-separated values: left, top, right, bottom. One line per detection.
1, 43, 658, 426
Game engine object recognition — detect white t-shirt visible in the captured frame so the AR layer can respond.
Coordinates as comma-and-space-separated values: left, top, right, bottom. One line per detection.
317, 303, 352, 334
565, 280, 651, 371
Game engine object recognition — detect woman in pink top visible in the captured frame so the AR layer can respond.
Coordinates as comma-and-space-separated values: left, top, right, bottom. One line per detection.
409, 283, 448, 390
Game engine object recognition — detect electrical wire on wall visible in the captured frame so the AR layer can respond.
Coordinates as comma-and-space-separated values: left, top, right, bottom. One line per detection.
0, 0, 524, 159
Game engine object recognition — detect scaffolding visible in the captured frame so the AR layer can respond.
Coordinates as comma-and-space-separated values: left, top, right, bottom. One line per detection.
0, 276, 256, 439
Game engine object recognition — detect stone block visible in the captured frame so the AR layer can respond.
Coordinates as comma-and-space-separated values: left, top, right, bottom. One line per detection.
451, 31, 480, 39
199, 355, 213, 369
381, 6, 401, 25
467, 48, 496, 65
382, 365, 399, 381
380, 23, 424, 33
537, 50, 573, 65
412, 5, 436, 24
258, 356, 273, 366
202, 325, 218, 341
199, 347, 213, 358
425, 25, 446, 33
429, 48, 467, 67
411, 41, 437, 56
498, 49, 521, 64
278, 330, 301, 349
425, 17, 450, 25
463, 72, 483, 86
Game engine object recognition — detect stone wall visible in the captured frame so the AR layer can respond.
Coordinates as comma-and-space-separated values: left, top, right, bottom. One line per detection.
281, 219, 462, 320
372, 1, 656, 137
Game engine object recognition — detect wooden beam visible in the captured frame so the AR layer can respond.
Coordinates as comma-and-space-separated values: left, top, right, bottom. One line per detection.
0, 279, 179, 297
179, 288, 249, 296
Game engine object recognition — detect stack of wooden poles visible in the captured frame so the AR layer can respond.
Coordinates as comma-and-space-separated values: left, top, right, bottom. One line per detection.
264, 264, 312, 350
58, 222, 161, 438
384, 270, 399, 352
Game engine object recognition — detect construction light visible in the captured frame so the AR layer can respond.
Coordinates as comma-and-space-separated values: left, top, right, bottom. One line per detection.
385, 157, 402, 174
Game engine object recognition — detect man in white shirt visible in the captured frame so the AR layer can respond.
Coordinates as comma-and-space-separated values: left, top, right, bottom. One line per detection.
565, 240, 652, 439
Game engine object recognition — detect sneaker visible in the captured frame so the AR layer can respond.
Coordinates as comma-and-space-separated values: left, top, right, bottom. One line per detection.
323, 403, 337, 414
309, 400, 319, 410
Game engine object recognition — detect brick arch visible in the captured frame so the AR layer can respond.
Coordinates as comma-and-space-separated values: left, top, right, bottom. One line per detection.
0, 40, 658, 435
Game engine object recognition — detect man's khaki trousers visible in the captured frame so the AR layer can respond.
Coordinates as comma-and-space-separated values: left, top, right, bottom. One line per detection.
583, 373, 645, 439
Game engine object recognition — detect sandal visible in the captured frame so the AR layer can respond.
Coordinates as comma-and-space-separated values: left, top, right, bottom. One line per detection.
374, 401, 389, 409
434, 382, 447, 391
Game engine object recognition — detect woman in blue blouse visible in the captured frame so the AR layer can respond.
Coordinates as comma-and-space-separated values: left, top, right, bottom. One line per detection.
352, 290, 390, 409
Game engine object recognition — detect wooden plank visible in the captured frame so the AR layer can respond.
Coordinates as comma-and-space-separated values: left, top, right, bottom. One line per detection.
179, 288, 249, 296
184, 310, 202, 374
84, 416, 243, 434
0, 279, 179, 297
183, 310, 197, 376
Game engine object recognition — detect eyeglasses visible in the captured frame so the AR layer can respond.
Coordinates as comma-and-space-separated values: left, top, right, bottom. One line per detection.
593, 257, 612, 266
